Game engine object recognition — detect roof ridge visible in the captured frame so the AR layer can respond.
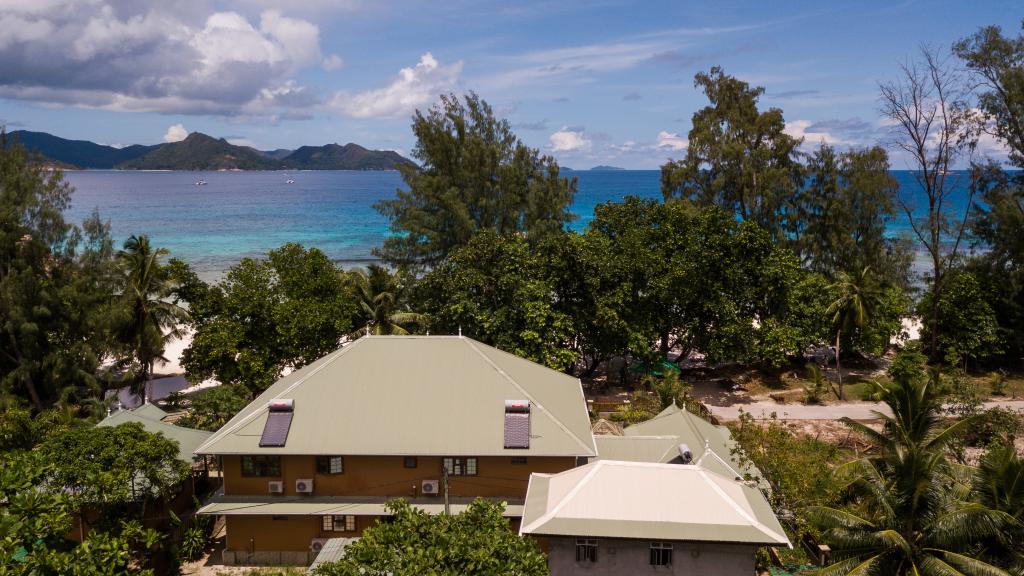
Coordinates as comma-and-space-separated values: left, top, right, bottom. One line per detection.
196, 338, 367, 453
521, 460, 605, 534
463, 338, 595, 456
697, 468, 788, 544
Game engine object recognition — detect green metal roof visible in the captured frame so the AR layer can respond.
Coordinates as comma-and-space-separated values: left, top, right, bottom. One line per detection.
196, 336, 596, 458
618, 404, 766, 487
520, 460, 789, 546
309, 538, 358, 570
98, 406, 212, 464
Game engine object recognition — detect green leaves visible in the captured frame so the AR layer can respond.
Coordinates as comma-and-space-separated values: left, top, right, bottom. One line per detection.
180, 243, 356, 393
313, 499, 549, 576
375, 92, 575, 269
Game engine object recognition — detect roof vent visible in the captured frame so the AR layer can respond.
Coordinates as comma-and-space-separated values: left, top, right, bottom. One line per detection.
677, 443, 693, 464
504, 400, 531, 449
260, 398, 294, 447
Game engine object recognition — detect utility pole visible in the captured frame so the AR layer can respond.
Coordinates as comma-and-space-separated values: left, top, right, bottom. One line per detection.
442, 462, 450, 516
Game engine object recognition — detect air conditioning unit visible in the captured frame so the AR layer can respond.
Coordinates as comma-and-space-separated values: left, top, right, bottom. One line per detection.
421, 479, 440, 495
268, 480, 284, 494
310, 538, 329, 553
295, 478, 314, 494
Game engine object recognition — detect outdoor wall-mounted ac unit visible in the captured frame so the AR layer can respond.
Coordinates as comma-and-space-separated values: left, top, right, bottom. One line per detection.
421, 479, 440, 495
268, 480, 284, 494
311, 538, 329, 553
296, 478, 314, 493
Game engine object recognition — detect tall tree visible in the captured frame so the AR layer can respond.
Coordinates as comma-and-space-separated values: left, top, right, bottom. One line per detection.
416, 231, 577, 372
879, 47, 978, 360
954, 21, 1024, 167
661, 67, 804, 241
809, 347, 1012, 576
917, 270, 1000, 366
794, 144, 912, 285
826, 267, 884, 400
345, 264, 423, 337
375, 92, 576, 268
955, 24, 1024, 365
0, 133, 118, 411
181, 244, 356, 393
115, 235, 187, 398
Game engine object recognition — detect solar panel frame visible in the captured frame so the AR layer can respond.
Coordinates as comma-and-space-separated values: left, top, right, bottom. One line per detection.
504, 412, 530, 449
259, 411, 294, 447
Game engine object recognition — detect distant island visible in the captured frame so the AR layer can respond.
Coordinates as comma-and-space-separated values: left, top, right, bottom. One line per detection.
590, 165, 625, 171
6, 130, 416, 171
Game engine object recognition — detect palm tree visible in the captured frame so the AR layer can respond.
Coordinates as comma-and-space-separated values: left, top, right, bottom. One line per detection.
826, 267, 882, 400
347, 265, 423, 337
973, 445, 1024, 575
116, 235, 188, 400
808, 349, 1012, 576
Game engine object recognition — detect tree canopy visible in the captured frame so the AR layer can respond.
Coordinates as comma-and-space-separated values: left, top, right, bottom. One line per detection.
312, 498, 549, 576
180, 243, 356, 392
374, 92, 576, 268
660, 67, 803, 242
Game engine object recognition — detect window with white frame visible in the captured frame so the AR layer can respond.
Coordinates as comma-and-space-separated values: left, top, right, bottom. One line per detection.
316, 456, 344, 475
322, 515, 357, 532
649, 542, 673, 566
575, 539, 598, 562
442, 457, 477, 476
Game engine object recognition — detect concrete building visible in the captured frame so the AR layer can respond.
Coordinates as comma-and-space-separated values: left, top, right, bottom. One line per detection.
520, 460, 790, 575
195, 335, 597, 565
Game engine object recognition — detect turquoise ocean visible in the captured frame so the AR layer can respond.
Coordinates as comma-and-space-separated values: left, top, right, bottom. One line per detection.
62, 170, 974, 280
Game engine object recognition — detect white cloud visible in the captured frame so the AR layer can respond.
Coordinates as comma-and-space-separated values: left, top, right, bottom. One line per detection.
0, 1, 333, 119
549, 126, 591, 152
331, 53, 463, 119
784, 119, 843, 146
321, 53, 344, 71
656, 130, 687, 151
163, 123, 188, 142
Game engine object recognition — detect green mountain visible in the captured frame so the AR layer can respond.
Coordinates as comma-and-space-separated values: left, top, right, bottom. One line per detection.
590, 165, 625, 171
119, 133, 280, 170
260, 148, 294, 160
2, 130, 415, 170
7, 130, 158, 169
282, 143, 414, 170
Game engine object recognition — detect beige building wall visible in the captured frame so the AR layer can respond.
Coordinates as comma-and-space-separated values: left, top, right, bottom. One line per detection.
223, 455, 575, 498
547, 537, 758, 576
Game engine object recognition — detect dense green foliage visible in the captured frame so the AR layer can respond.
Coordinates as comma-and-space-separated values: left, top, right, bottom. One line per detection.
180, 243, 356, 392
281, 143, 413, 171
374, 92, 576, 268
35, 422, 189, 526
175, 384, 251, 432
417, 231, 577, 371
917, 270, 1001, 366
345, 264, 423, 337
312, 499, 549, 576
0, 452, 160, 576
661, 67, 803, 242
794, 145, 912, 282
0, 134, 121, 411
809, 348, 1012, 576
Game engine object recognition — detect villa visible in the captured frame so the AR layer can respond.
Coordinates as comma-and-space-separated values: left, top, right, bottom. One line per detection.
195, 335, 597, 565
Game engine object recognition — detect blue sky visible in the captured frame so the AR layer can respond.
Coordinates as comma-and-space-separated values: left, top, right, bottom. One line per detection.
0, 0, 1019, 168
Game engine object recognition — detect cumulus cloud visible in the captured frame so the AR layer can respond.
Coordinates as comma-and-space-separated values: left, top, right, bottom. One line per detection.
0, 1, 335, 118
330, 53, 462, 119
163, 123, 189, 142
656, 130, 687, 151
549, 126, 591, 152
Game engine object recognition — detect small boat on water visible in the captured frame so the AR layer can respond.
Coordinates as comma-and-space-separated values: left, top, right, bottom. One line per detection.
195, 179, 207, 186
286, 178, 295, 184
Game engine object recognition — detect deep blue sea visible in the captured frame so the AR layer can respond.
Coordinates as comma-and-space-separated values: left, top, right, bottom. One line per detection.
62, 170, 973, 280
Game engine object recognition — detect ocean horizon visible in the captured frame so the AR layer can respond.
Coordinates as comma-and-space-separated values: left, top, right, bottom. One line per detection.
63, 169, 975, 281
